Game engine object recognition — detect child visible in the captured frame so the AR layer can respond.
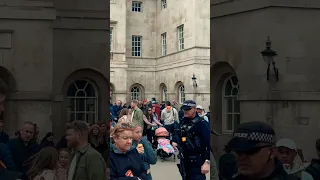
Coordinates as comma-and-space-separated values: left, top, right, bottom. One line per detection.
55, 148, 70, 180
155, 127, 174, 154
27, 147, 58, 180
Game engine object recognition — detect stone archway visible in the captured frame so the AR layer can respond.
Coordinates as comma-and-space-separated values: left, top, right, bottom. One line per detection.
210, 61, 238, 154
128, 83, 145, 101
0, 66, 17, 135
0, 66, 17, 92
57, 68, 109, 136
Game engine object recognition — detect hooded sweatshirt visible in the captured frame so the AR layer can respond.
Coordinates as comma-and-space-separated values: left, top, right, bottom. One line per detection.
160, 106, 179, 125
283, 161, 314, 180
110, 143, 147, 180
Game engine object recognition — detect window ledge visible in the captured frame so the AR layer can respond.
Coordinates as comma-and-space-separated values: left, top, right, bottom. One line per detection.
220, 131, 233, 135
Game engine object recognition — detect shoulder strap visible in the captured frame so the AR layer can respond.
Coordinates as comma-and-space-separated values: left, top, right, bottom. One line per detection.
191, 116, 203, 124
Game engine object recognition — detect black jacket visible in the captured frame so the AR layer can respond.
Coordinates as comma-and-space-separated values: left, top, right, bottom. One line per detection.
110, 144, 146, 180
7, 138, 39, 176
56, 135, 68, 149
306, 158, 320, 180
232, 160, 299, 180
0, 131, 9, 144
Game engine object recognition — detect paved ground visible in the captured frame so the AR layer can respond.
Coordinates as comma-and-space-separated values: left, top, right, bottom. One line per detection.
151, 152, 210, 179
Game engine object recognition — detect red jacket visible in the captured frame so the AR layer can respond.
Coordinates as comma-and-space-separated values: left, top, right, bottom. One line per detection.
152, 104, 161, 120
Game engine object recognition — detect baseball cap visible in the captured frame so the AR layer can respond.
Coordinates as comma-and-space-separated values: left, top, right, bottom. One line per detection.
276, 138, 297, 151
196, 105, 204, 110
227, 121, 276, 151
181, 100, 196, 110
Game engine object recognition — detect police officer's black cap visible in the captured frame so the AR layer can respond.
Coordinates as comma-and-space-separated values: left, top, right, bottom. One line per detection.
181, 100, 196, 110
227, 121, 276, 151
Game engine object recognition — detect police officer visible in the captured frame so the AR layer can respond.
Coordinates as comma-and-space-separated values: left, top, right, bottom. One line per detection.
227, 121, 299, 180
171, 100, 210, 180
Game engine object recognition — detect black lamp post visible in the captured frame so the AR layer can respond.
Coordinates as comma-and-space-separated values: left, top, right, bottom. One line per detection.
192, 74, 197, 88
260, 36, 279, 81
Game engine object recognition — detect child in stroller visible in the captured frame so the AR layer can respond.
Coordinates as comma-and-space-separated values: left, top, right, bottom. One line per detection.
154, 127, 176, 162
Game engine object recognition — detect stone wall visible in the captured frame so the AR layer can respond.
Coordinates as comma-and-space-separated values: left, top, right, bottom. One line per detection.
110, 0, 210, 108
211, 0, 320, 158
0, 1, 55, 136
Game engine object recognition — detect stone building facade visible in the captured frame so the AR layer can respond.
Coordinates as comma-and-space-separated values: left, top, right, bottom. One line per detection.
110, 0, 210, 109
211, 0, 320, 158
0, 0, 109, 139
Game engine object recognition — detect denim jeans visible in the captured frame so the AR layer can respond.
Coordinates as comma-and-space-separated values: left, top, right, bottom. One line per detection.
164, 123, 174, 140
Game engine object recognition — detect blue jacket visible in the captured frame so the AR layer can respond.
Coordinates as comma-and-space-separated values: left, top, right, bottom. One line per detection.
132, 136, 157, 173
110, 104, 116, 120
110, 143, 147, 180
0, 143, 16, 171
113, 105, 123, 118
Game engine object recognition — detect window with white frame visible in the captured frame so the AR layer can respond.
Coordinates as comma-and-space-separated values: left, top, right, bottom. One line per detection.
132, 36, 142, 57
161, 33, 167, 56
178, 85, 185, 104
67, 80, 98, 124
110, 27, 113, 51
131, 86, 141, 100
222, 76, 240, 132
177, 25, 184, 51
161, 0, 167, 9
132, 1, 142, 12
162, 86, 167, 101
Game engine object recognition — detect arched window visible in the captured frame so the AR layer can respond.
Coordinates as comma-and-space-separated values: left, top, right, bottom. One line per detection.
178, 85, 185, 104
131, 86, 141, 100
162, 86, 167, 101
222, 76, 240, 132
67, 80, 98, 124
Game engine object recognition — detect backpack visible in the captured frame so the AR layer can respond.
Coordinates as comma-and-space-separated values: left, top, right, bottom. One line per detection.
306, 161, 320, 180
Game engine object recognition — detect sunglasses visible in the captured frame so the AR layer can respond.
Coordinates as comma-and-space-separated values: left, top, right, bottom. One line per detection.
148, 110, 152, 111
114, 123, 134, 134
73, 121, 83, 135
119, 123, 134, 128
234, 145, 271, 155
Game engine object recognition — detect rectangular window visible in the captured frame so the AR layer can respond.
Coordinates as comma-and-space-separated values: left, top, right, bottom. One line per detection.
161, 33, 167, 56
110, 27, 113, 51
177, 25, 184, 51
132, 36, 142, 57
132, 1, 142, 12
161, 0, 167, 9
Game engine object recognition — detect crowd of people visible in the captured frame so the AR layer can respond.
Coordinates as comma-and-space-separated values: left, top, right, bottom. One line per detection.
3, 77, 320, 180
0, 120, 110, 180
109, 99, 210, 149
109, 99, 211, 179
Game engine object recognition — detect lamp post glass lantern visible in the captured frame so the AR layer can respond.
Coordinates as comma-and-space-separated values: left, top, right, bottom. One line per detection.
192, 74, 197, 87
260, 36, 279, 81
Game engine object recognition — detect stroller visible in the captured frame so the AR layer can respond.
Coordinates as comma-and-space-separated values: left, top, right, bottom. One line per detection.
154, 127, 176, 162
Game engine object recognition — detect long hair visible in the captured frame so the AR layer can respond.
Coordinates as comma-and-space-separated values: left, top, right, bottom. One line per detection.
27, 147, 58, 179
89, 124, 103, 146
119, 108, 129, 119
